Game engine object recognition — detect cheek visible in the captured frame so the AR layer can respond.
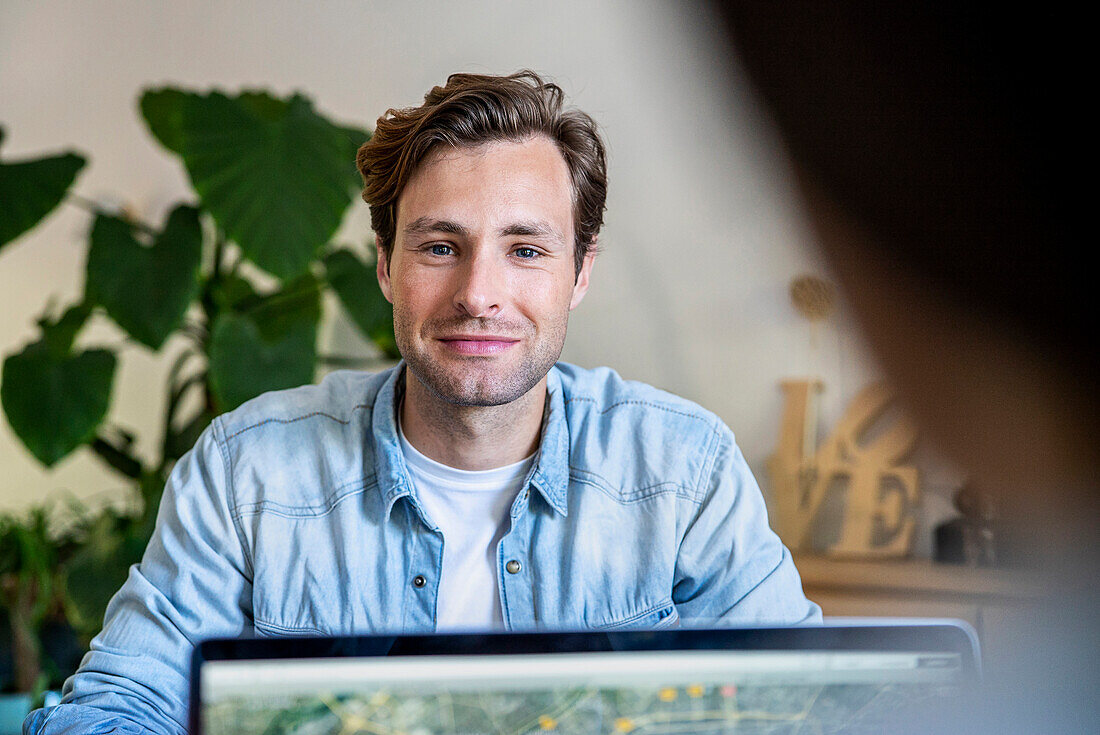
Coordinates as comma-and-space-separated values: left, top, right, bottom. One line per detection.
391, 271, 445, 314
387, 286, 431, 347
512, 276, 568, 312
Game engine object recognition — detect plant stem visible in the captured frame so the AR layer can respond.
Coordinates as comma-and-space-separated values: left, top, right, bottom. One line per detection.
199, 229, 228, 339
9, 579, 43, 693
89, 435, 144, 480
210, 229, 224, 283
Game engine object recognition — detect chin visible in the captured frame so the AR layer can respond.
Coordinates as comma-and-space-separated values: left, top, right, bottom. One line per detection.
428, 377, 530, 408
406, 359, 517, 405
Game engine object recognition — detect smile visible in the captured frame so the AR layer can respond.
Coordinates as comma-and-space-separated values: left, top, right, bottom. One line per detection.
437, 337, 520, 355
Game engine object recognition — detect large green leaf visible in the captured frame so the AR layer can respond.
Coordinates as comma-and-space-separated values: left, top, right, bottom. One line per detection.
138, 88, 188, 153
139, 88, 369, 279
210, 272, 261, 312
207, 312, 316, 412
323, 249, 398, 357
85, 205, 203, 349
207, 276, 321, 411
38, 303, 92, 358
1, 339, 116, 468
0, 127, 86, 253
248, 272, 323, 342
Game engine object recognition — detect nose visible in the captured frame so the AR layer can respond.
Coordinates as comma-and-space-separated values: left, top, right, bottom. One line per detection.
452, 251, 503, 318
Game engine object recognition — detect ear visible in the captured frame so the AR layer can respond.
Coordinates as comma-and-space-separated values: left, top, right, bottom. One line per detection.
569, 250, 596, 310
375, 240, 394, 304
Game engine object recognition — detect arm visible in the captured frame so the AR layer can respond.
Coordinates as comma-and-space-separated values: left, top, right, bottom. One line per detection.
673, 426, 821, 626
24, 419, 253, 735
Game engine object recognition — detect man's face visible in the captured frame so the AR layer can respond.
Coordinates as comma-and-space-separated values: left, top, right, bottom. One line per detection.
377, 135, 594, 407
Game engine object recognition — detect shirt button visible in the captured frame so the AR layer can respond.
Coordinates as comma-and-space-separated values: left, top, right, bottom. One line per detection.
412, 574, 426, 588
505, 560, 522, 574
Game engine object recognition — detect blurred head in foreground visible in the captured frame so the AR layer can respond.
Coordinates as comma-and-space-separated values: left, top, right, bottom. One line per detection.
712, 2, 1095, 731
713, 3, 1095, 553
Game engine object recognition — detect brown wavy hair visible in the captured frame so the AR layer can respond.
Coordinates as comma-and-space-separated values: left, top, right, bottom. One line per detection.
356, 70, 607, 277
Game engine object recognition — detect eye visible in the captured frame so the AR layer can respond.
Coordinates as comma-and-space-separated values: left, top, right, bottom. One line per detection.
514, 246, 539, 259
428, 243, 454, 256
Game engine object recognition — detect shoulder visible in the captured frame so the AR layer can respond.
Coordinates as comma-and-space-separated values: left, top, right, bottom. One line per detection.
554, 362, 728, 440
213, 368, 389, 444
203, 368, 394, 511
553, 363, 733, 504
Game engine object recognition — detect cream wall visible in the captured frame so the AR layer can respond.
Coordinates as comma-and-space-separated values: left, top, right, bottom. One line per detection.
0, 1, 959, 553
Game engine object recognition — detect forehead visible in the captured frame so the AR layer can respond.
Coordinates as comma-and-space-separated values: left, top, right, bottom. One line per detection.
396, 136, 574, 234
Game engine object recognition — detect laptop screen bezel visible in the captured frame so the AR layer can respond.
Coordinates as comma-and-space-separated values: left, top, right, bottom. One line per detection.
189, 621, 981, 734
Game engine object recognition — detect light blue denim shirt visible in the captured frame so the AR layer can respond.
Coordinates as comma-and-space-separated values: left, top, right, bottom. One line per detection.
25, 362, 820, 734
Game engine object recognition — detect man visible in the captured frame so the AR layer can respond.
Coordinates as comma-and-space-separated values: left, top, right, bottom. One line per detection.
25, 70, 818, 735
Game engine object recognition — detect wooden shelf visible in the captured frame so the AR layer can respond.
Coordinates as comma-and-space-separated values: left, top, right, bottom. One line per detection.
792, 555, 1044, 663
793, 555, 1043, 602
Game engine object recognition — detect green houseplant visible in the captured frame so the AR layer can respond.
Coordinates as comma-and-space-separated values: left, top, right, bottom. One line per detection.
0, 87, 396, 703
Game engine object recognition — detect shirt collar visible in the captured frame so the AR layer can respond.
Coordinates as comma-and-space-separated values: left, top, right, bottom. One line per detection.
529, 365, 570, 516
371, 362, 570, 518
371, 363, 412, 514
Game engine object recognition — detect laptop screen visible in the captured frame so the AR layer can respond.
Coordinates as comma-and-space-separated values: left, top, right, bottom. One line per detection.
192, 623, 978, 734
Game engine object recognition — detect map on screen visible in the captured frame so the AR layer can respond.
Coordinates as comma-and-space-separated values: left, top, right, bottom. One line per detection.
201, 649, 965, 734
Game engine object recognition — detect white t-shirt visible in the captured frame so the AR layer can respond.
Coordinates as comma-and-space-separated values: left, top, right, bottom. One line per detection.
398, 425, 535, 632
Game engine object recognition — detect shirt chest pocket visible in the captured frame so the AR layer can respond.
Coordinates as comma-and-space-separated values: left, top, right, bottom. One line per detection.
531, 483, 684, 631
595, 600, 680, 630
245, 512, 396, 637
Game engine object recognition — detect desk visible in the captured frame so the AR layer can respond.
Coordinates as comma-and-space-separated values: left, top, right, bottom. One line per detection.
794, 555, 1044, 664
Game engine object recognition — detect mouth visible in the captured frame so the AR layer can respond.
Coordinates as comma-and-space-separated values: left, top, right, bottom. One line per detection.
436, 335, 520, 356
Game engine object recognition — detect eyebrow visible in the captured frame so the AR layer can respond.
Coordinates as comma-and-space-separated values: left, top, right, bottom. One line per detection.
403, 217, 469, 237
402, 216, 564, 243
499, 221, 561, 241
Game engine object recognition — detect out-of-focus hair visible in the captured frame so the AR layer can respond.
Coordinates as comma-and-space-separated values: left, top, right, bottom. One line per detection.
713, 3, 1087, 378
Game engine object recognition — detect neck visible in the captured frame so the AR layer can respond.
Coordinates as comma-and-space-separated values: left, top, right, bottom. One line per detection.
400, 369, 546, 471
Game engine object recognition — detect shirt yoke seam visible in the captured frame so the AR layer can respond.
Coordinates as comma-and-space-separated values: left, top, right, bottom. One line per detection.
568, 469, 700, 504
222, 402, 375, 442
563, 397, 722, 433
231, 479, 378, 520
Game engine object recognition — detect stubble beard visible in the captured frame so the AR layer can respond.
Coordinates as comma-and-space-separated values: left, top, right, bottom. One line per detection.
393, 308, 569, 408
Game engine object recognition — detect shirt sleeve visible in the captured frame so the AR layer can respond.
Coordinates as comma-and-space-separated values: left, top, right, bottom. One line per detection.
24, 419, 254, 735
672, 425, 821, 626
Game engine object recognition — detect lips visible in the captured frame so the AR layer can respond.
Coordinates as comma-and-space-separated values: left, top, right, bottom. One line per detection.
437, 335, 520, 355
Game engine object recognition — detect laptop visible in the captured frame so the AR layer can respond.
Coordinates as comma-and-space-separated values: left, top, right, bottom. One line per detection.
190, 618, 980, 734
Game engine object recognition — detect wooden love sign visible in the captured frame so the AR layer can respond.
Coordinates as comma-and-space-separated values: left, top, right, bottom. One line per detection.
767, 380, 920, 557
